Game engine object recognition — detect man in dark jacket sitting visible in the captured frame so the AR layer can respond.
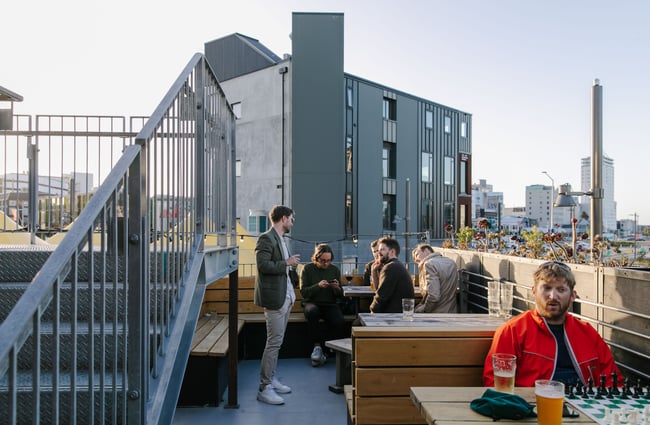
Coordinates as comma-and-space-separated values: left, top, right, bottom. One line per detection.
369, 237, 415, 313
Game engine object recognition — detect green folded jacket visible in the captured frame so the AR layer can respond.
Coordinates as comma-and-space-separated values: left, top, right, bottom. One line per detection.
470, 388, 536, 420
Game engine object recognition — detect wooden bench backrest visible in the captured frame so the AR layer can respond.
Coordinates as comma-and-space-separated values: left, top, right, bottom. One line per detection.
202, 275, 367, 315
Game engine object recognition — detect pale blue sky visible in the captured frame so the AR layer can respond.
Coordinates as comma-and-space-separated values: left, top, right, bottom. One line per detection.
3, 0, 649, 224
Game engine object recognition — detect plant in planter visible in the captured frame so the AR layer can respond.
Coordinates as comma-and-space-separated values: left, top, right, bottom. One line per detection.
456, 226, 475, 250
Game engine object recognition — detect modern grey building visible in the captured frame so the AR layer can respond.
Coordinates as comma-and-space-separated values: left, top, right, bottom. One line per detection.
205, 12, 472, 265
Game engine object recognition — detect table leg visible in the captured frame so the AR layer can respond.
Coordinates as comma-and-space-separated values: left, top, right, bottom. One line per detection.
328, 351, 351, 394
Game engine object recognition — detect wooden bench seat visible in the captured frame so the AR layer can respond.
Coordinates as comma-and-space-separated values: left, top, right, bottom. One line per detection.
178, 274, 363, 407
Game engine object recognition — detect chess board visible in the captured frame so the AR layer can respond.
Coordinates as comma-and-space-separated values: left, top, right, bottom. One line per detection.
567, 395, 650, 424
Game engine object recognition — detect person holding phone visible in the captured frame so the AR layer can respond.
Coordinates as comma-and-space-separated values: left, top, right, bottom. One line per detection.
300, 243, 345, 367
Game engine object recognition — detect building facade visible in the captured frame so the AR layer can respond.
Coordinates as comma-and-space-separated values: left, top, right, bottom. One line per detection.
580, 156, 616, 232
205, 13, 472, 264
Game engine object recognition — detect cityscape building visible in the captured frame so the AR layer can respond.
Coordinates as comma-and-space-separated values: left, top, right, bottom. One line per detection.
471, 179, 503, 228
205, 13, 472, 263
580, 156, 617, 233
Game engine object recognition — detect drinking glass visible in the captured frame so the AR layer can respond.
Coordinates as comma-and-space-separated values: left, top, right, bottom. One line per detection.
535, 379, 565, 425
402, 298, 415, 321
492, 353, 516, 393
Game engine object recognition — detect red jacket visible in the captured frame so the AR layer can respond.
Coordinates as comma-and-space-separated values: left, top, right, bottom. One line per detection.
483, 309, 621, 387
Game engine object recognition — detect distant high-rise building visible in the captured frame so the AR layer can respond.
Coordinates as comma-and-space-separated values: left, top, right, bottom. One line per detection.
581, 156, 616, 232
525, 184, 554, 231
472, 179, 502, 227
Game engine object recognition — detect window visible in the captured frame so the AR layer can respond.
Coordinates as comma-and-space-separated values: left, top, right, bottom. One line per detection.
461, 122, 467, 138
346, 87, 353, 108
236, 160, 241, 177
248, 214, 268, 234
382, 143, 396, 179
345, 193, 352, 231
231, 102, 242, 119
346, 137, 353, 173
383, 195, 396, 231
444, 202, 455, 229
444, 116, 451, 133
425, 110, 433, 129
444, 156, 454, 185
382, 97, 396, 121
460, 159, 468, 194
422, 152, 432, 183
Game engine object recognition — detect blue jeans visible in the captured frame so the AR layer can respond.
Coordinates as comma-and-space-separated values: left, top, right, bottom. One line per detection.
259, 296, 293, 388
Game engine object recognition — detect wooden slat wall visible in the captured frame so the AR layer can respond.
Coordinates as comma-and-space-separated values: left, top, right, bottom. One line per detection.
351, 329, 495, 425
202, 275, 366, 315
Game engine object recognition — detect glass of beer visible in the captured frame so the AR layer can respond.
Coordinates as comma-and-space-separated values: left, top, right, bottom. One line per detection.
492, 353, 516, 393
535, 379, 565, 425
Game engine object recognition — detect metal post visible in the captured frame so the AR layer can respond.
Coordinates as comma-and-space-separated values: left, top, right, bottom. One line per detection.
404, 178, 410, 263
27, 140, 38, 244
591, 79, 604, 246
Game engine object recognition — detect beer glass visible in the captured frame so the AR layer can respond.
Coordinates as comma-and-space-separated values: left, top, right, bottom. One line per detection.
492, 353, 516, 393
535, 379, 565, 425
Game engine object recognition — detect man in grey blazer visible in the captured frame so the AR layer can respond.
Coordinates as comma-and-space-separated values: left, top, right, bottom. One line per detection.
254, 205, 301, 405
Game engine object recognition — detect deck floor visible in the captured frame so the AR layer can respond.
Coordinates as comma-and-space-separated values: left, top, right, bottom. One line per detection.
172, 357, 347, 425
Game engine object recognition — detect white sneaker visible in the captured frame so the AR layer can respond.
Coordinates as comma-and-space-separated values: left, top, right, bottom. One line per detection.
310, 346, 326, 367
271, 377, 291, 394
257, 384, 285, 405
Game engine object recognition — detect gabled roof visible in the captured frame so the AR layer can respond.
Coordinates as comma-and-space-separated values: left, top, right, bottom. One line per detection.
0, 86, 23, 102
204, 33, 283, 82
234, 33, 282, 63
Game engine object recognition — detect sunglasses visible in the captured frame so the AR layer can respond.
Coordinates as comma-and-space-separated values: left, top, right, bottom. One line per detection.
540, 261, 571, 272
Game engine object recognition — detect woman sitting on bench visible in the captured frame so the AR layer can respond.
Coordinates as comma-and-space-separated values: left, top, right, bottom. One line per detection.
300, 243, 346, 367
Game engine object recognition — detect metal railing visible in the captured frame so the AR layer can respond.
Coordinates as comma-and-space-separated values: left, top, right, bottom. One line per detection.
0, 115, 148, 241
0, 53, 237, 424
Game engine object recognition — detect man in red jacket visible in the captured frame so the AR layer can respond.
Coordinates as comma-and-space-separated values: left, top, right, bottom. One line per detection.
483, 261, 620, 388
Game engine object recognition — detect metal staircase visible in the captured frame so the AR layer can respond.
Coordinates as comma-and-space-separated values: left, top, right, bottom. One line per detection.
0, 53, 238, 424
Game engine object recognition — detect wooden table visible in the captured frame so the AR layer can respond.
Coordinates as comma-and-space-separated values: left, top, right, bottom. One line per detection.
324, 337, 351, 394
342, 285, 375, 314
410, 387, 596, 424
359, 312, 504, 328
351, 314, 504, 425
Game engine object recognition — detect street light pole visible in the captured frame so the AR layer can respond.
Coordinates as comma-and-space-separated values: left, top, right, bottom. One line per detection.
542, 171, 555, 232
630, 212, 638, 263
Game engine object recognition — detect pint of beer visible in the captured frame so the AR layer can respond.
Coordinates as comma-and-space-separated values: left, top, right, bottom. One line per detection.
535, 380, 565, 425
492, 353, 516, 393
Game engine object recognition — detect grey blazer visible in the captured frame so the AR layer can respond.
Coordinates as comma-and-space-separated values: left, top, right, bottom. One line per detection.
254, 228, 290, 310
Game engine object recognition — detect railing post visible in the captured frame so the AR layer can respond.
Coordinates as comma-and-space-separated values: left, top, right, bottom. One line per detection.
195, 59, 206, 243
225, 268, 239, 408
27, 138, 38, 244
126, 148, 146, 424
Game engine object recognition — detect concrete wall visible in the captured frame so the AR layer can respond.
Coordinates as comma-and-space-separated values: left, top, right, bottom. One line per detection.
220, 61, 292, 226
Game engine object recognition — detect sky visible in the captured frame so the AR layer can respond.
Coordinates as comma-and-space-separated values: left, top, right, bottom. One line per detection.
3, 0, 649, 225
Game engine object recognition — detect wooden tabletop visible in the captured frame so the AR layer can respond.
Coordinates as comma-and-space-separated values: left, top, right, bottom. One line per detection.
359, 313, 504, 328
342, 285, 375, 296
410, 387, 596, 424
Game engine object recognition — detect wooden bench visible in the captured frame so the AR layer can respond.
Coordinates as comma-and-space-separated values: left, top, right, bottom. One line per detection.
325, 337, 352, 394
178, 275, 362, 406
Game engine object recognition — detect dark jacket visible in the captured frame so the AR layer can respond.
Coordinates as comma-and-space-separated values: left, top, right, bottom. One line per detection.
254, 228, 291, 310
370, 257, 415, 313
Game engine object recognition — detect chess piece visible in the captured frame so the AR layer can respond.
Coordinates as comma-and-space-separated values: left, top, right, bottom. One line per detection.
588, 377, 595, 395
568, 385, 577, 399
612, 372, 620, 395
